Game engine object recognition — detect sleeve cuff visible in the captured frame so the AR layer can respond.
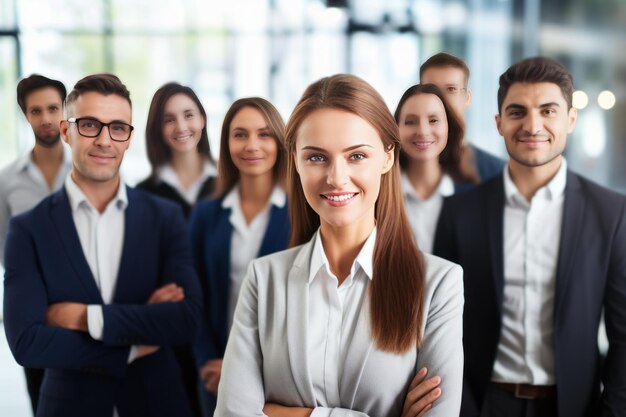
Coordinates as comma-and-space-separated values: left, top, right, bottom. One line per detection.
86, 304, 104, 340
127, 346, 139, 363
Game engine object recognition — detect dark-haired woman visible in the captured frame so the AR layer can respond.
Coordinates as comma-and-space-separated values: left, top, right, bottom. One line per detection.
190, 97, 290, 417
215, 75, 463, 417
137, 82, 217, 218
394, 84, 477, 253
136, 82, 217, 416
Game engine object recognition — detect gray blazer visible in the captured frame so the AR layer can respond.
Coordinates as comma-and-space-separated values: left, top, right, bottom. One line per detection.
215, 236, 464, 417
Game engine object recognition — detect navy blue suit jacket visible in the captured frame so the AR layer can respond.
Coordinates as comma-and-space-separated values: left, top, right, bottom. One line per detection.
3, 187, 203, 417
454, 144, 505, 194
434, 171, 626, 417
190, 197, 290, 367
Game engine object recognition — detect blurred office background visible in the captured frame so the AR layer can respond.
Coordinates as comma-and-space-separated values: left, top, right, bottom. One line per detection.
1, 0, 625, 415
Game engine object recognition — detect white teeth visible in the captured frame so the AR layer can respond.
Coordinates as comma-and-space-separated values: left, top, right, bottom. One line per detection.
325, 194, 355, 202
174, 135, 192, 141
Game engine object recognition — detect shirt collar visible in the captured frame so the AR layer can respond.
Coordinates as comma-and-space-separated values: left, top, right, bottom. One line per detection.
16, 144, 72, 172
401, 170, 455, 201
158, 160, 218, 188
222, 184, 286, 209
503, 158, 568, 204
65, 173, 128, 212
308, 227, 376, 284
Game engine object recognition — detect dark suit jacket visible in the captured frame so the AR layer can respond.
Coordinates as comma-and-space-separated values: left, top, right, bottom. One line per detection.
434, 170, 626, 417
136, 176, 216, 219
3, 187, 203, 417
189, 197, 290, 367
454, 144, 505, 194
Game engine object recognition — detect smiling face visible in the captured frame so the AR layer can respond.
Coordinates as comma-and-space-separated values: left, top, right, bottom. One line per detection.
24, 87, 64, 147
496, 82, 576, 171
295, 108, 394, 233
398, 93, 449, 164
161, 93, 205, 155
228, 106, 278, 180
61, 91, 132, 188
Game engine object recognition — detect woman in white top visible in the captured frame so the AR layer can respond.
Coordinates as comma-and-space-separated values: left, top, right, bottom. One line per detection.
137, 82, 218, 416
215, 75, 463, 417
190, 97, 290, 417
394, 84, 477, 253
138, 83, 218, 219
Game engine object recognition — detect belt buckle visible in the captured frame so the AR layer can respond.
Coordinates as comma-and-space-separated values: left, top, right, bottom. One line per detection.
514, 384, 535, 400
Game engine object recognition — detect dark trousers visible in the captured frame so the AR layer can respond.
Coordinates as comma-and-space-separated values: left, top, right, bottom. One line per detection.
480, 384, 557, 417
24, 367, 44, 414
173, 344, 202, 417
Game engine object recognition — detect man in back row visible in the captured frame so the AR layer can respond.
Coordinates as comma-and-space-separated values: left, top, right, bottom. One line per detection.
3, 73, 202, 417
420, 52, 505, 192
0, 74, 72, 414
435, 57, 626, 416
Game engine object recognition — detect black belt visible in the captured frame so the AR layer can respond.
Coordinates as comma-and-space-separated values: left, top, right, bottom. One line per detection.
493, 382, 557, 399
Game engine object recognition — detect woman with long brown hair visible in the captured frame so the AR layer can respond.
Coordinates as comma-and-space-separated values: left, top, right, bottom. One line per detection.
189, 97, 290, 417
394, 83, 476, 253
214, 75, 463, 417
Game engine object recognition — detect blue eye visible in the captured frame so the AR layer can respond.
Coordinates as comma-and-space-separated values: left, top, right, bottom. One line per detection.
350, 153, 366, 161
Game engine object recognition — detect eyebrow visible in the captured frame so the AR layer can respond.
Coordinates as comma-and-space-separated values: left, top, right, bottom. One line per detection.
300, 144, 375, 152
232, 126, 269, 131
80, 116, 131, 124
505, 102, 561, 111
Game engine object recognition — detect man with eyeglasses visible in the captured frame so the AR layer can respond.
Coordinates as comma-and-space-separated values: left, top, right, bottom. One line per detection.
3, 73, 202, 417
0, 74, 71, 414
420, 52, 505, 192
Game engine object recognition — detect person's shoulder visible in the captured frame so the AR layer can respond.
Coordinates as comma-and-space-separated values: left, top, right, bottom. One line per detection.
128, 185, 183, 218
422, 253, 464, 300
447, 174, 502, 206
0, 157, 26, 189
571, 171, 625, 201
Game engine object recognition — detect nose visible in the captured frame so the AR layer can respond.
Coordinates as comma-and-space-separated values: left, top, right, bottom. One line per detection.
244, 135, 260, 152
326, 159, 348, 187
93, 125, 113, 147
174, 117, 187, 133
523, 111, 543, 135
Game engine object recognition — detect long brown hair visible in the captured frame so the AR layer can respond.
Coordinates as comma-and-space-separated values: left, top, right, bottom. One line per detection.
285, 74, 425, 353
145, 82, 213, 181
213, 97, 287, 198
394, 83, 472, 182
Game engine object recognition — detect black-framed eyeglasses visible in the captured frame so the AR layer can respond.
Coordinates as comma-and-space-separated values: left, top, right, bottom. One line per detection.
67, 117, 134, 142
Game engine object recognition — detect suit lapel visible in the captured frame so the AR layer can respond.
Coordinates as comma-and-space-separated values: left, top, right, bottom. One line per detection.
286, 239, 316, 405
113, 187, 141, 302
554, 172, 584, 321
258, 205, 289, 257
50, 188, 103, 302
487, 178, 506, 313
339, 291, 374, 408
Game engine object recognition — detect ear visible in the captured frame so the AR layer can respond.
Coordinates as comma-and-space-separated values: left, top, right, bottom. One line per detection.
567, 107, 577, 134
381, 144, 395, 174
465, 88, 472, 108
495, 114, 503, 136
60, 120, 71, 145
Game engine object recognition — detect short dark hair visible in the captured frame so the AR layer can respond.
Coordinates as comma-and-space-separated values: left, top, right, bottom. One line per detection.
145, 82, 213, 181
497, 57, 573, 114
66, 73, 131, 110
16, 74, 66, 114
420, 52, 470, 86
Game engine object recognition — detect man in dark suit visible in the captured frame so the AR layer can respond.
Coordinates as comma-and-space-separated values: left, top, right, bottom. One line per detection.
434, 57, 626, 417
3, 73, 202, 417
420, 52, 505, 192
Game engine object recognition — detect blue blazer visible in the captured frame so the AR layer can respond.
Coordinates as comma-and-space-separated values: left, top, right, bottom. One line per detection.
434, 171, 626, 417
454, 144, 505, 194
189, 197, 290, 367
3, 187, 203, 417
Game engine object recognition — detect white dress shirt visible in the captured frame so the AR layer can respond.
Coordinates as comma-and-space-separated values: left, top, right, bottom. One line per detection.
158, 161, 217, 204
308, 228, 376, 417
65, 174, 129, 417
491, 159, 567, 385
0, 148, 71, 265
223, 184, 286, 329
402, 171, 454, 253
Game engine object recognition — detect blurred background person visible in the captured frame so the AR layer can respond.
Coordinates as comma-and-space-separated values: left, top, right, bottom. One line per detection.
190, 97, 290, 417
137, 82, 217, 219
0, 74, 70, 415
394, 83, 475, 253
136, 82, 218, 416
